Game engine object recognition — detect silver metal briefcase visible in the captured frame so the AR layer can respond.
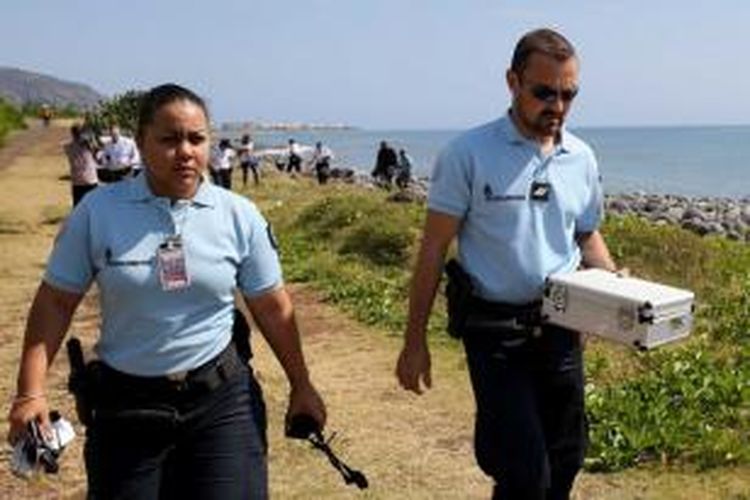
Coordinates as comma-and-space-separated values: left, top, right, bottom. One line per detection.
542, 269, 695, 350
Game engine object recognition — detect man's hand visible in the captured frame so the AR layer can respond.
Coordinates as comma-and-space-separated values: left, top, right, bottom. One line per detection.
396, 339, 432, 395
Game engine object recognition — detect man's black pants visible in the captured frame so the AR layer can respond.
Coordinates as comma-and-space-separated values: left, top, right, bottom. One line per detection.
463, 325, 586, 500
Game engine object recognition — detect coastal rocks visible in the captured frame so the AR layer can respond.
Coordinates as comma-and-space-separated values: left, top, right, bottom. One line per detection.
387, 182, 429, 203
605, 193, 750, 242
345, 170, 430, 201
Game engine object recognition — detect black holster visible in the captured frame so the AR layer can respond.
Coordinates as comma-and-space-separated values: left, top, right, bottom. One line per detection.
66, 337, 94, 427
444, 259, 474, 339
232, 308, 252, 364
444, 260, 543, 339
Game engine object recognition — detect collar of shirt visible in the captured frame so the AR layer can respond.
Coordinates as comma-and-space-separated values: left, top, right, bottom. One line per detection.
125, 169, 216, 208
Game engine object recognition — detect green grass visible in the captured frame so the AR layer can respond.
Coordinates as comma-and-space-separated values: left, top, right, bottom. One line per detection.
0, 98, 26, 146
245, 172, 750, 473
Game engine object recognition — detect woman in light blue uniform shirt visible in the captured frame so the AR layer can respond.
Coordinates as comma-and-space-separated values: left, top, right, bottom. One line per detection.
7, 83, 326, 499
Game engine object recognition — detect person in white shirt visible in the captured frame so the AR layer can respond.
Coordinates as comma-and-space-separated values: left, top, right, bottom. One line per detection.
237, 134, 260, 187
286, 139, 302, 174
209, 138, 237, 190
102, 126, 140, 182
310, 141, 333, 185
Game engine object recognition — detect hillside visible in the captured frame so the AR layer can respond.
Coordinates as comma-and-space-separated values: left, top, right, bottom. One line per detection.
0, 67, 104, 110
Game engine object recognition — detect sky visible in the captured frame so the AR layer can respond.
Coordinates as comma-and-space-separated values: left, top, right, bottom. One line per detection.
1, 1, 748, 129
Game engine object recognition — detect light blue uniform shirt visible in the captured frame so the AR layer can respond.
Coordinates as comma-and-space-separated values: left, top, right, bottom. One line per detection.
45, 173, 282, 376
428, 113, 603, 304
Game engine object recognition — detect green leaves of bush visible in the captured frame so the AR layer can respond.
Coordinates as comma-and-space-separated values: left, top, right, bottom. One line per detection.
294, 194, 417, 267
0, 98, 25, 146
586, 345, 749, 471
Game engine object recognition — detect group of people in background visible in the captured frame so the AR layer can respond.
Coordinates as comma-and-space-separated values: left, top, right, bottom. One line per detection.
65, 122, 414, 207
371, 140, 412, 189
211, 135, 332, 188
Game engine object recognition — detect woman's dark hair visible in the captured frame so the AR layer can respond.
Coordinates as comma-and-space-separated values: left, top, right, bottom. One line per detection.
510, 28, 576, 75
136, 83, 209, 141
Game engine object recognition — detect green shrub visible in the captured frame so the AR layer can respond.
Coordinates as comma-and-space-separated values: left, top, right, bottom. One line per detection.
87, 89, 144, 134
295, 195, 368, 239
701, 272, 750, 344
586, 343, 750, 471
0, 98, 26, 146
295, 194, 419, 267
339, 219, 413, 266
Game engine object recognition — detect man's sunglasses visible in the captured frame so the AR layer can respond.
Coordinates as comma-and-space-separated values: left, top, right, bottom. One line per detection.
528, 84, 579, 104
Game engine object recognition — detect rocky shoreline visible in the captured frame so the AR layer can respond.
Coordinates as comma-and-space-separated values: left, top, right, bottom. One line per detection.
349, 172, 750, 242
283, 162, 750, 243
604, 192, 750, 242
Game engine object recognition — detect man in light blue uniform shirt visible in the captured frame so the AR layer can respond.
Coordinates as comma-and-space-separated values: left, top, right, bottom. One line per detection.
45, 171, 281, 376
397, 29, 617, 499
429, 108, 603, 305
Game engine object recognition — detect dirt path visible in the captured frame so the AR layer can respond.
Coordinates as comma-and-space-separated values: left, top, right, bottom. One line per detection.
0, 124, 747, 499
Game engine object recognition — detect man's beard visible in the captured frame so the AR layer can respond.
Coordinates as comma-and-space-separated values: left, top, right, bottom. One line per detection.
531, 110, 564, 137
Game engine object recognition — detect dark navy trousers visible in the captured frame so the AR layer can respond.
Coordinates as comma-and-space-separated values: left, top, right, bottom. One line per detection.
463, 325, 586, 500
84, 366, 267, 500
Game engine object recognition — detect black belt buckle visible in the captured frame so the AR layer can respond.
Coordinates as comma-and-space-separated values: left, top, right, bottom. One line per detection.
468, 299, 542, 333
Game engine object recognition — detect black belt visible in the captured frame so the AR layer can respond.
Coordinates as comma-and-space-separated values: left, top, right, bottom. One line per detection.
96, 342, 246, 398
465, 297, 542, 331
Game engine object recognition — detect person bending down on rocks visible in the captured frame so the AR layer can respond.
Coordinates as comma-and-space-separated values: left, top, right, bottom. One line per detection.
371, 140, 398, 188
395, 148, 413, 189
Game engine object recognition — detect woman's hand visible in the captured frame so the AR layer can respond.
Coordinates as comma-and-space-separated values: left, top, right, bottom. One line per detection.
7, 396, 50, 446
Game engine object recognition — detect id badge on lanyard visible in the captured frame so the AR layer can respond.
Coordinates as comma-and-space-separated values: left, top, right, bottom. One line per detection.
157, 235, 190, 291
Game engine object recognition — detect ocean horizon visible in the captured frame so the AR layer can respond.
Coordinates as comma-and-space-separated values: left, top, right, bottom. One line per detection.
225, 124, 750, 199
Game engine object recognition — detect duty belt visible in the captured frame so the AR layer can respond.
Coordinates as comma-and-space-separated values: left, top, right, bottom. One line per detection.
96, 342, 245, 398
464, 297, 542, 332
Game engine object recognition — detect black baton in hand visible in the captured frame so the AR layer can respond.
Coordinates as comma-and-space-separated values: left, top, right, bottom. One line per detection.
286, 414, 368, 490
